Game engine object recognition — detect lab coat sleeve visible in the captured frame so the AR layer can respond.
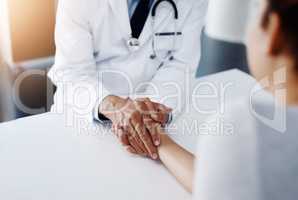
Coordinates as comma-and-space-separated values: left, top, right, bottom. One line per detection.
138, 0, 208, 121
48, 0, 110, 123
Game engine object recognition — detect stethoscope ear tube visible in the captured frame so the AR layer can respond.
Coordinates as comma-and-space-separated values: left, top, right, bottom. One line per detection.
151, 0, 178, 19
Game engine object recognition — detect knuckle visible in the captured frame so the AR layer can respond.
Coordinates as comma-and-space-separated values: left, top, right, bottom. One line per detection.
147, 125, 156, 133
145, 124, 155, 133
140, 132, 150, 142
119, 131, 126, 139
131, 110, 140, 119
144, 118, 154, 125
142, 135, 150, 143
136, 126, 146, 135
134, 101, 142, 109
144, 97, 151, 102
148, 130, 158, 138
122, 124, 130, 131
150, 146, 157, 153
119, 138, 126, 145
128, 136, 134, 141
126, 147, 135, 154
130, 131, 138, 138
117, 130, 124, 137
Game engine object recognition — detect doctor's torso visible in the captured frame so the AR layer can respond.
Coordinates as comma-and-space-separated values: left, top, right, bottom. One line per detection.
77, 0, 190, 93
91, 1, 188, 66
50, 0, 206, 102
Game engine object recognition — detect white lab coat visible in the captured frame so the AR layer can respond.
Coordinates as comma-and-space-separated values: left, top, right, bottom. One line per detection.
48, 0, 208, 123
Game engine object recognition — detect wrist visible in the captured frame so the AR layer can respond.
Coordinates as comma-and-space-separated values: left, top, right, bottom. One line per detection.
99, 95, 126, 121
158, 133, 174, 152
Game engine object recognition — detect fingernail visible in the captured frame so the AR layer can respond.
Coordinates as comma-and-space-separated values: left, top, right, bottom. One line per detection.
154, 140, 160, 146
152, 153, 158, 160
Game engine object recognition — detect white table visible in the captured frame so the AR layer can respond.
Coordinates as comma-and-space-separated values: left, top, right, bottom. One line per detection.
0, 70, 256, 200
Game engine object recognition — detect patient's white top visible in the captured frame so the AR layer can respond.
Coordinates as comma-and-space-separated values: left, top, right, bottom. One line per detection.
193, 93, 298, 200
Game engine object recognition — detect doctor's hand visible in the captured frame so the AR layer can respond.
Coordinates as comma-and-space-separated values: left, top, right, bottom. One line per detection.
112, 122, 163, 159
134, 98, 172, 126
99, 95, 172, 159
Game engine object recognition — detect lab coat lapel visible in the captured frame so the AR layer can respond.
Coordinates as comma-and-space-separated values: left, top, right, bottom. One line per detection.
139, 0, 184, 45
108, 0, 131, 37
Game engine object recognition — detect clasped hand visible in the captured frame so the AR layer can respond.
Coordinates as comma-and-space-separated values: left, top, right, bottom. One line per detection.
99, 96, 172, 160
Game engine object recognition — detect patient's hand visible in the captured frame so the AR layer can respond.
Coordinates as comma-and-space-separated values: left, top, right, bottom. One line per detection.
134, 98, 172, 126
99, 96, 172, 159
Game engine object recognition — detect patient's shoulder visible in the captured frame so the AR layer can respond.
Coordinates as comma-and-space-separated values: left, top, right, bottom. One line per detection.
194, 98, 260, 200
201, 97, 254, 138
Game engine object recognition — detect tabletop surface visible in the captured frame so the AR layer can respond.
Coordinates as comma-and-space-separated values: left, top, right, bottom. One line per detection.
0, 69, 256, 200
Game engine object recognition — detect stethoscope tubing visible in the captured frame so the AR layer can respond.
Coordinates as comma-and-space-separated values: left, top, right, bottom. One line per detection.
126, 0, 180, 63
150, 0, 179, 62
151, 0, 179, 19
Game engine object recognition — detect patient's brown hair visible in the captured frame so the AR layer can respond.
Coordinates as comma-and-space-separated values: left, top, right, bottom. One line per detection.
262, 0, 298, 67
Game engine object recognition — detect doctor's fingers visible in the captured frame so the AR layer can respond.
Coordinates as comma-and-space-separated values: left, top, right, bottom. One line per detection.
151, 112, 169, 126
134, 99, 151, 116
136, 98, 172, 113
128, 136, 146, 156
137, 99, 171, 124
157, 103, 172, 113
130, 118, 159, 160
125, 146, 138, 155
115, 128, 137, 155
134, 99, 164, 125
114, 126, 130, 146
154, 104, 172, 124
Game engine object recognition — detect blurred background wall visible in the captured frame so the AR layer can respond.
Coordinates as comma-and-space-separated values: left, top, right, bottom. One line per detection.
1, 0, 56, 64
0, 51, 14, 122
8, 0, 56, 62
196, 31, 249, 78
0, 0, 56, 122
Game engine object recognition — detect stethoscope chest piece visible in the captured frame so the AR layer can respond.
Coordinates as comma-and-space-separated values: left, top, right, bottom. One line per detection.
127, 37, 140, 51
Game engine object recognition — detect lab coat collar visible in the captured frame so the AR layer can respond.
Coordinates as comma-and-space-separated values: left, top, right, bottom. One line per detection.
108, 0, 184, 46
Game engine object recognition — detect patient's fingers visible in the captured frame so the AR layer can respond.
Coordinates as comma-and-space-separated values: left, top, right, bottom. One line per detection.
144, 116, 161, 146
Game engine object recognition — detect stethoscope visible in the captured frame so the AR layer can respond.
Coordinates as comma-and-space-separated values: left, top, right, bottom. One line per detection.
127, 0, 181, 63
